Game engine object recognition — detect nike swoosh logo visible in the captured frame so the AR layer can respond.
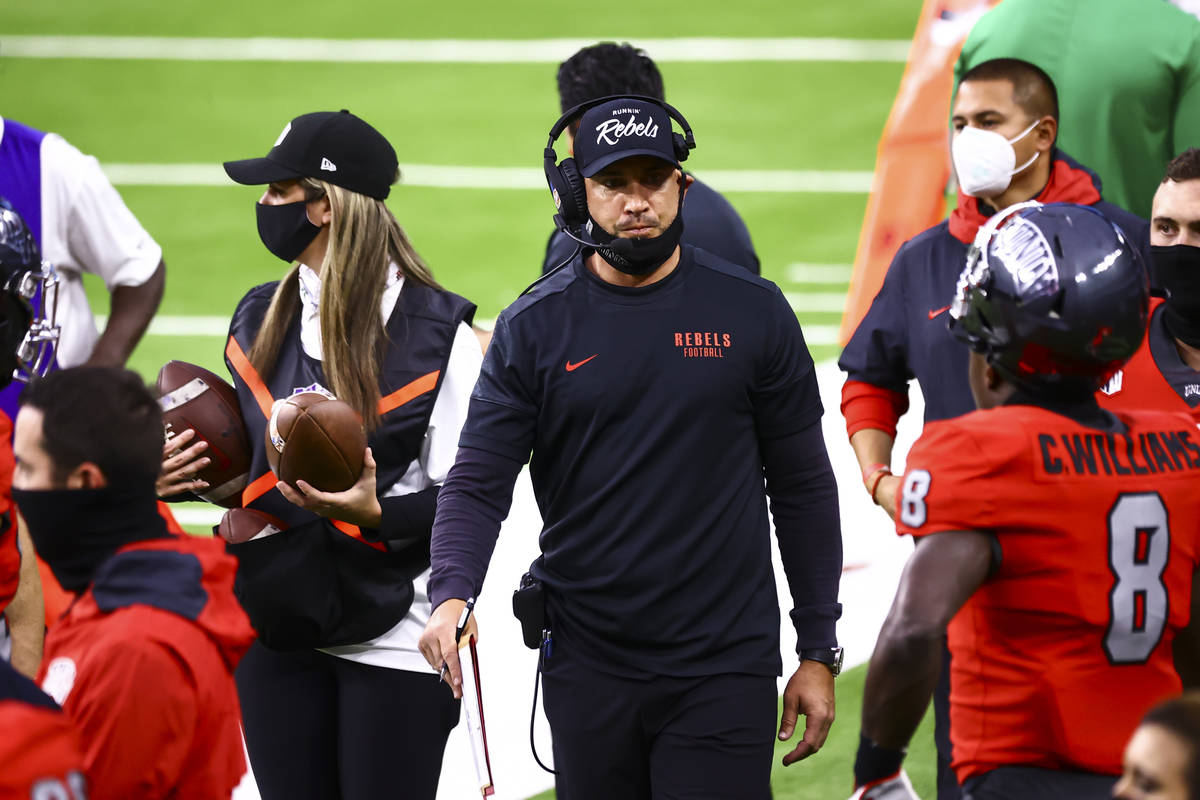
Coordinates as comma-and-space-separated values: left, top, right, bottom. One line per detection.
565, 354, 598, 372
928, 305, 952, 320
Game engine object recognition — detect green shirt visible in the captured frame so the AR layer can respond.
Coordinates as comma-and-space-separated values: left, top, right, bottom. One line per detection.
956, 0, 1200, 216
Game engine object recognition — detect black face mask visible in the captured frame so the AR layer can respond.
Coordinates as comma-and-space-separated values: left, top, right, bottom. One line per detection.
14, 484, 167, 593
1151, 244, 1200, 348
587, 194, 686, 276
256, 200, 322, 263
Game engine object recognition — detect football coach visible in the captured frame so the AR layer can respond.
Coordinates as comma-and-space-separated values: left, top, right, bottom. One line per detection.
420, 96, 843, 799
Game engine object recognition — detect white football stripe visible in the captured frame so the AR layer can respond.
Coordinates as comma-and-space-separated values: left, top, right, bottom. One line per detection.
100, 163, 874, 194
785, 262, 852, 283
784, 291, 850, 313
2, 35, 911, 63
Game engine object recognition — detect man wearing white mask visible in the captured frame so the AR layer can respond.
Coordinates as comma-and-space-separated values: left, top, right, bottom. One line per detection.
838, 57, 1149, 800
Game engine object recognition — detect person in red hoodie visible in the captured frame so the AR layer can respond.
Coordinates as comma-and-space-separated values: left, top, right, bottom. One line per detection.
14, 366, 254, 800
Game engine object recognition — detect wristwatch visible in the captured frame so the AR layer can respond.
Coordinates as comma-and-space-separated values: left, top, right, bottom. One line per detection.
800, 646, 844, 677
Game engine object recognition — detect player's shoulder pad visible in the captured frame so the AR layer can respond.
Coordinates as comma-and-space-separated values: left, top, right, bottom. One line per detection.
910, 408, 1025, 467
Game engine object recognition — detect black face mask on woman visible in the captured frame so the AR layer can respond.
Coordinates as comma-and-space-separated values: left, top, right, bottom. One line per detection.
256, 200, 322, 263
1151, 244, 1200, 348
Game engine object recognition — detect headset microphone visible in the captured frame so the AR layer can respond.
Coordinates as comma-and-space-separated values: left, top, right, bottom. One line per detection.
553, 214, 633, 256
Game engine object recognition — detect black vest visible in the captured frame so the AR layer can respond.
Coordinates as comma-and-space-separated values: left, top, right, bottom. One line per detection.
224, 280, 474, 650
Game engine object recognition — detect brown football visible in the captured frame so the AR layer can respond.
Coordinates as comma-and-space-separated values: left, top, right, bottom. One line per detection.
156, 361, 251, 509
265, 392, 366, 493
217, 508, 287, 545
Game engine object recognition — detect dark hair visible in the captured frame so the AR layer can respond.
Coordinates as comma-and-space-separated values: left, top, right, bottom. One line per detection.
20, 367, 163, 486
1140, 692, 1200, 799
556, 42, 665, 113
959, 57, 1060, 124
1164, 148, 1200, 184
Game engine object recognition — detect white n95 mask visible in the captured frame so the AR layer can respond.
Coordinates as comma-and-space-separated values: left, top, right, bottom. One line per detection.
951, 118, 1042, 198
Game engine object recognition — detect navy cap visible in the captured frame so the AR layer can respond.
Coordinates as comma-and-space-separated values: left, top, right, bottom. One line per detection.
574, 98, 679, 177
224, 110, 398, 200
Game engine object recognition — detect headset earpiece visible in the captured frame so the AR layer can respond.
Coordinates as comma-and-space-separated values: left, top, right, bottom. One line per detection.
556, 158, 588, 227
672, 133, 690, 164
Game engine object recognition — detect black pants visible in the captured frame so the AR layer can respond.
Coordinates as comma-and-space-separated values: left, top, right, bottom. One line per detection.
541, 643, 777, 800
963, 766, 1115, 799
236, 641, 460, 800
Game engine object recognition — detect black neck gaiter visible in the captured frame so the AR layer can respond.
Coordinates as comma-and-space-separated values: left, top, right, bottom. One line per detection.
13, 485, 170, 593
1152, 244, 1200, 348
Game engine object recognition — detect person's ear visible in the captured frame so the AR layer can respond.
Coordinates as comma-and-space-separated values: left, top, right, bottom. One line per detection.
66, 462, 107, 490
1033, 116, 1057, 152
680, 171, 695, 196
307, 194, 332, 227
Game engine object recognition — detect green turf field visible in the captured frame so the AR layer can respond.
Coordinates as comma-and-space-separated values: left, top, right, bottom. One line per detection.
7, 1, 933, 795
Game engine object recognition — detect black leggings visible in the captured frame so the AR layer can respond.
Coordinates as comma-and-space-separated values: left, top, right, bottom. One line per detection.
236, 641, 460, 800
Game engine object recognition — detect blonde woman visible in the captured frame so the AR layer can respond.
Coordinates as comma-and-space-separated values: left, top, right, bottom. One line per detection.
188, 111, 479, 798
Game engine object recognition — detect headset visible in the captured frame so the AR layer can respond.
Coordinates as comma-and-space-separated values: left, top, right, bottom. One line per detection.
543, 94, 696, 233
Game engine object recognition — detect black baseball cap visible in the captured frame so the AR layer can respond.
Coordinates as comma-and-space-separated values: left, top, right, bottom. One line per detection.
224, 110, 398, 200
573, 98, 679, 177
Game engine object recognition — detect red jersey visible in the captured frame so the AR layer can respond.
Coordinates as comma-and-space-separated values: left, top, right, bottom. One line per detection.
896, 404, 1200, 783
37, 534, 254, 800
0, 661, 86, 800
0, 411, 18, 610
1099, 300, 1200, 425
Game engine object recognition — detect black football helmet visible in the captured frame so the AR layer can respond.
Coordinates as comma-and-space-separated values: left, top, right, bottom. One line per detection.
0, 199, 60, 388
949, 201, 1149, 395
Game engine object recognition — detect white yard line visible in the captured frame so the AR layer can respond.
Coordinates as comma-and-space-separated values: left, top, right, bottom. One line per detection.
785, 262, 852, 284
2, 35, 911, 63
784, 291, 851, 313
100, 163, 874, 194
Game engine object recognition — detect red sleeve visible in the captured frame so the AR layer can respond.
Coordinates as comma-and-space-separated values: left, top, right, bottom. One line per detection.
65, 641, 197, 800
841, 379, 910, 439
0, 701, 87, 797
0, 412, 16, 609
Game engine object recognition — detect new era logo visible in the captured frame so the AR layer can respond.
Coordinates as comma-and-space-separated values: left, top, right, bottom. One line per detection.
320, 157, 337, 172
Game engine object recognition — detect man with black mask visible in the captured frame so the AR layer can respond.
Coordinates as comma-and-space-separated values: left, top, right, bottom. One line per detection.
420, 97, 844, 799
16, 367, 255, 798
1100, 148, 1200, 425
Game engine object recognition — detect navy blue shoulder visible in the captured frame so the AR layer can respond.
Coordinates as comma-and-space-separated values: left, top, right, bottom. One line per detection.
228, 281, 280, 341
1093, 200, 1149, 237
504, 259, 580, 322
396, 282, 476, 328
901, 220, 955, 252
0, 659, 58, 710
91, 549, 208, 622
689, 246, 778, 295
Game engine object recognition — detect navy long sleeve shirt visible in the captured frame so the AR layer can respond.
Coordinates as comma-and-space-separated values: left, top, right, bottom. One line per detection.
431, 246, 840, 678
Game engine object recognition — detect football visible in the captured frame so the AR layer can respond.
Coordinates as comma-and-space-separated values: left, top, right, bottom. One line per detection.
217, 507, 287, 545
265, 391, 366, 493
156, 361, 252, 509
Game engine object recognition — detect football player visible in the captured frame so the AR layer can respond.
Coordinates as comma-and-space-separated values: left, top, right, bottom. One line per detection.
852, 203, 1200, 799
1100, 148, 1200, 424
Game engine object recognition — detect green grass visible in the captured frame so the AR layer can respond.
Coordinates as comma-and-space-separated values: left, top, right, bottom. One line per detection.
523, 662, 938, 799
6, 0, 920, 39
